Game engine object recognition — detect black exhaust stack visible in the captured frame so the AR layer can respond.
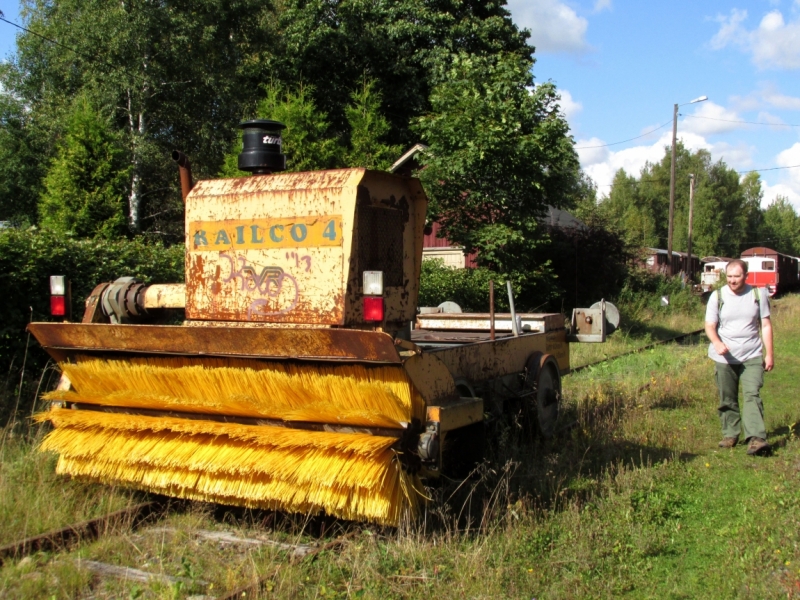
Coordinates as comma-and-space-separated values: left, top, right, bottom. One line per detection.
238, 119, 286, 175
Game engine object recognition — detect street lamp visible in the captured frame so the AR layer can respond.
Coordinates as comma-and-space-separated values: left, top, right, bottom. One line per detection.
667, 95, 708, 276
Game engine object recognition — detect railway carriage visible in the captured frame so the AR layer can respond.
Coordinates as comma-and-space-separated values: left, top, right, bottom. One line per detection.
740, 247, 800, 296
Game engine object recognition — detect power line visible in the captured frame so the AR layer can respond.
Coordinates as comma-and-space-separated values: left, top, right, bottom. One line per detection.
0, 15, 188, 89
683, 115, 800, 128
0, 16, 93, 63
572, 109, 798, 151
574, 118, 673, 149
738, 164, 800, 174
594, 164, 800, 187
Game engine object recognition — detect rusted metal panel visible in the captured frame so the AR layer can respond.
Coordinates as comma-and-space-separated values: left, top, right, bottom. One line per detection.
143, 284, 186, 309
416, 312, 560, 333
82, 283, 110, 323
342, 172, 427, 332
401, 352, 458, 405
567, 307, 606, 343
27, 323, 402, 364
429, 329, 570, 383
411, 330, 513, 344
184, 169, 427, 330
426, 397, 484, 432
185, 170, 359, 325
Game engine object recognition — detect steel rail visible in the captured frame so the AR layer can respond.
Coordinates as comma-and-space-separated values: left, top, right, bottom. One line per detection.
0, 500, 164, 565
569, 329, 705, 374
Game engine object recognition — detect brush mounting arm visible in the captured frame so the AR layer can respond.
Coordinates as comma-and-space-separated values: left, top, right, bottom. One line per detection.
100, 278, 186, 323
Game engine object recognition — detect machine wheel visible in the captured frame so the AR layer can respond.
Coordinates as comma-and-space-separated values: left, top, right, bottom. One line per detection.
523, 353, 562, 438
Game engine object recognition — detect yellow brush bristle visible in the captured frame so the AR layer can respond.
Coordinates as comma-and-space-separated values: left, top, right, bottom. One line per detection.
39, 356, 428, 525
45, 356, 425, 427
38, 408, 422, 525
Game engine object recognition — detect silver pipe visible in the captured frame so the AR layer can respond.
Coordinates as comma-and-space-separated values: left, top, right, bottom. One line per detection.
506, 281, 519, 337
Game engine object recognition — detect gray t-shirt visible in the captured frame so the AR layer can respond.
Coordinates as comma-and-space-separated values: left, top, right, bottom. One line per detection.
705, 284, 770, 364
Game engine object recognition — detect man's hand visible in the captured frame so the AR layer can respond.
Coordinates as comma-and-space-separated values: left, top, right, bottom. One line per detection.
713, 341, 729, 356
764, 355, 774, 372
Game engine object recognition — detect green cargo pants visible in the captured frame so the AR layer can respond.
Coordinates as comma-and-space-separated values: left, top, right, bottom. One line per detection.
714, 357, 766, 441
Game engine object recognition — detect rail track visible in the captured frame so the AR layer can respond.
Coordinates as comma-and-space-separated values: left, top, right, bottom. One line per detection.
0, 500, 164, 566
3, 328, 707, 595
2, 495, 356, 597
569, 329, 705, 374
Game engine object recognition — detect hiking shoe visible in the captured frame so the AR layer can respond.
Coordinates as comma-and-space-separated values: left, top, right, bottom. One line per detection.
718, 436, 738, 448
746, 437, 770, 456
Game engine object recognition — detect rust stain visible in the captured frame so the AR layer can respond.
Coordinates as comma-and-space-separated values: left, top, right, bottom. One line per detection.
27, 323, 402, 364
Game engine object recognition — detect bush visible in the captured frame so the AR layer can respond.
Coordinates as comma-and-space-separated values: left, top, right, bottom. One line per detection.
615, 267, 703, 323
0, 228, 184, 424
541, 223, 631, 313
418, 259, 509, 312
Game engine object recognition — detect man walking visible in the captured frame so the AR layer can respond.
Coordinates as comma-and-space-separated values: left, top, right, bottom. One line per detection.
704, 259, 774, 455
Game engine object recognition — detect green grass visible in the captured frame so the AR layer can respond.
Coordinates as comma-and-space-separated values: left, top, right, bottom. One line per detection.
0, 429, 138, 547
569, 299, 705, 369
0, 296, 798, 598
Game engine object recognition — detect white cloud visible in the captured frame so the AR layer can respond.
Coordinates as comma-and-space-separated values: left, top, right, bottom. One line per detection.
762, 181, 800, 209
755, 111, 790, 129
759, 89, 800, 111
710, 8, 800, 70
578, 129, 756, 194
558, 89, 582, 123
682, 101, 746, 136
732, 83, 800, 112
762, 143, 800, 209
506, 0, 589, 53
708, 141, 755, 170
593, 0, 612, 13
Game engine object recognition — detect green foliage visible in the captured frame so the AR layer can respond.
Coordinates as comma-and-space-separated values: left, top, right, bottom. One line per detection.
255, 83, 342, 172
616, 267, 702, 323
219, 81, 341, 177
418, 259, 505, 312
6, 0, 531, 237
602, 144, 750, 257
344, 78, 403, 170
0, 228, 184, 410
273, 0, 533, 147
0, 88, 43, 225
38, 97, 130, 238
7, 0, 277, 236
759, 195, 800, 256
539, 223, 631, 313
414, 52, 580, 307
221, 77, 406, 176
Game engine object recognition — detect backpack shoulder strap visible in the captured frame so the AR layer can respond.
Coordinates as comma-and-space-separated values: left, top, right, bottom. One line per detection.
754, 287, 760, 304
717, 288, 723, 312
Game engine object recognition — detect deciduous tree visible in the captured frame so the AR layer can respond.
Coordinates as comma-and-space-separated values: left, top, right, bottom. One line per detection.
414, 51, 580, 304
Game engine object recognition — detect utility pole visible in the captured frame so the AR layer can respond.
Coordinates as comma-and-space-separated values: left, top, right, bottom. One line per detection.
687, 174, 695, 280
666, 96, 707, 276
667, 102, 679, 276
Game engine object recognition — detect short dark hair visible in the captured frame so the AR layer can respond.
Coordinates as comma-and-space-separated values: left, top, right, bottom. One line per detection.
726, 259, 748, 275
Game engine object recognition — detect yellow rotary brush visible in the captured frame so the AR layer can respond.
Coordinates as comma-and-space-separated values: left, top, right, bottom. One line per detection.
39, 356, 427, 526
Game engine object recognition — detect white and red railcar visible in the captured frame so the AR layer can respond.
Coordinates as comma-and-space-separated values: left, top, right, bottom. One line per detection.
740, 247, 800, 296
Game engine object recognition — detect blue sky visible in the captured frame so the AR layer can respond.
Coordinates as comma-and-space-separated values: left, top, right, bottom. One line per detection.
506, 0, 800, 207
2, 0, 799, 208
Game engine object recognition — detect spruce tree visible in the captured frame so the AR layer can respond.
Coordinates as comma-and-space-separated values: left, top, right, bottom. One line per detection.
39, 98, 130, 239
345, 78, 402, 170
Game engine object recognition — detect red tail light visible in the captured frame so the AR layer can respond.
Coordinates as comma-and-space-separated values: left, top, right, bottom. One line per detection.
51, 295, 66, 316
363, 296, 384, 322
